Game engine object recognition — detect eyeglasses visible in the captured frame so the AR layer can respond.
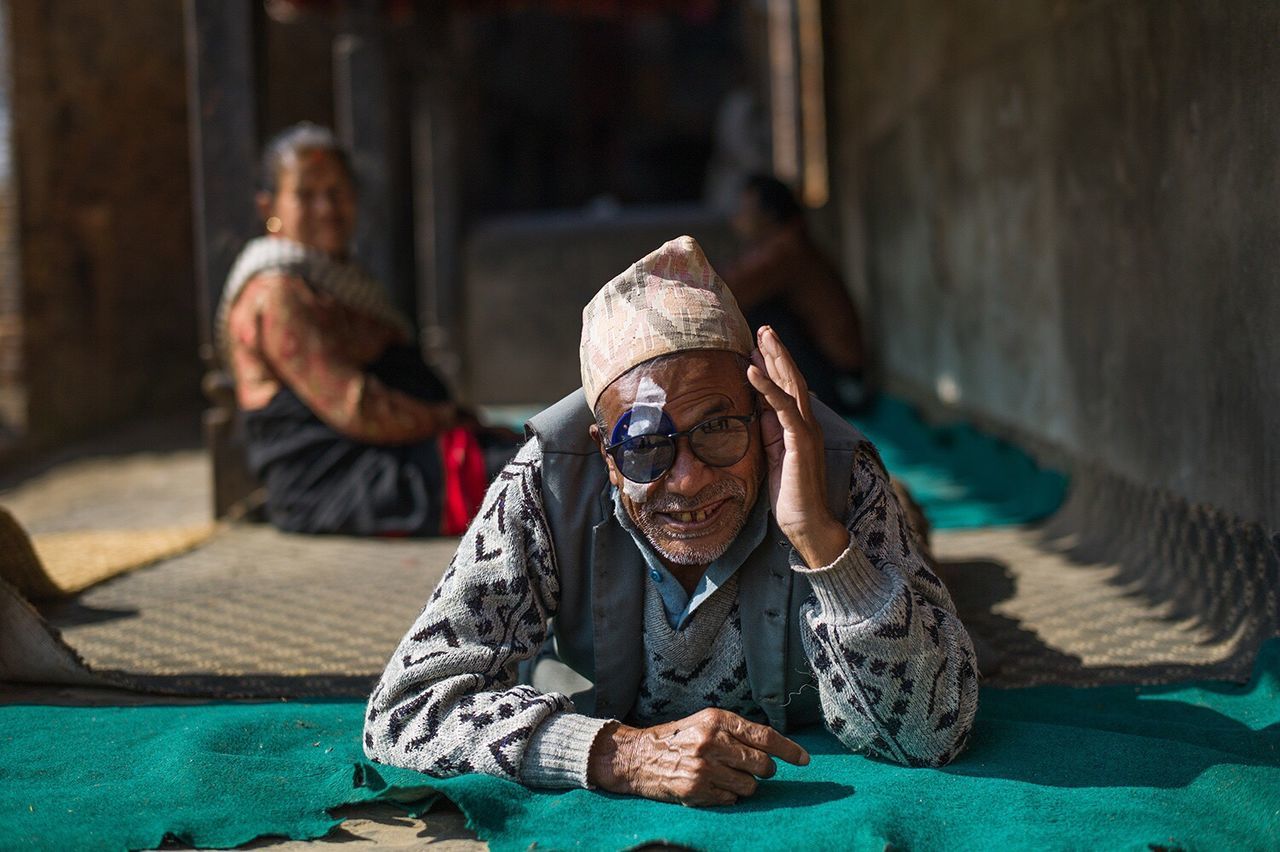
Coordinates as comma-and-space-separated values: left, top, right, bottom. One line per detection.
605, 407, 758, 484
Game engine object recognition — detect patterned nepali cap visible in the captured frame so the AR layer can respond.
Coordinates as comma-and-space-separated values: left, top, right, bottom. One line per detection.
580, 235, 753, 410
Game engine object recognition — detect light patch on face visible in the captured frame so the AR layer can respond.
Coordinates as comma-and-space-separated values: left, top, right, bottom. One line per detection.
618, 375, 667, 504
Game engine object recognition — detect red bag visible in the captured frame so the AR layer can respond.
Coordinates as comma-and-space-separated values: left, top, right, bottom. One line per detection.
439, 426, 488, 536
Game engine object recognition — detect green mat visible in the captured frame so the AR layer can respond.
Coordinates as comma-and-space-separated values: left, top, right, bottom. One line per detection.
851, 396, 1068, 529
5, 640, 1278, 850
0, 701, 436, 850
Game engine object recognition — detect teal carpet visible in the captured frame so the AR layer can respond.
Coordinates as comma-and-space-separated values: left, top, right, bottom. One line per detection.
851, 397, 1067, 529
0, 701, 435, 850
5, 640, 1278, 850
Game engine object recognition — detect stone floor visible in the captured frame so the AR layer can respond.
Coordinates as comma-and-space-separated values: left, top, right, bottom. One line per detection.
233, 804, 480, 851
44, 527, 455, 687
932, 527, 1252, 686
0, 410, 211, 535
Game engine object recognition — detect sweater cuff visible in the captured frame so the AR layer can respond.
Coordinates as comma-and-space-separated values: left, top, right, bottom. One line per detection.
518, 712, 614, 789
790, 538, 901, 623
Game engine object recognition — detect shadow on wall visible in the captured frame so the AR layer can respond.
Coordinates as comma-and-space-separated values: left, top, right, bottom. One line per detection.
1042, 465, 1280, 660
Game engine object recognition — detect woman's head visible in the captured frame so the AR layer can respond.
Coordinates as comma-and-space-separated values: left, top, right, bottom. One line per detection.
256, 123, 356, 258
732, 174, 803, 243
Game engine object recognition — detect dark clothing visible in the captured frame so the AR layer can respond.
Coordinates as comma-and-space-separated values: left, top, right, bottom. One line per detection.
726, 223, 872, 415
746, 300, 872, 415
243, 346, 450, 536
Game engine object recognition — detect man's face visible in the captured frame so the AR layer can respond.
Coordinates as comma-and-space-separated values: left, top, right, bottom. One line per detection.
592, 351, 763, 568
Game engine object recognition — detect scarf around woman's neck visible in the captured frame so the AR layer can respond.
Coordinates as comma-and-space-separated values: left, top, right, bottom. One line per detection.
215, 236, 413, 360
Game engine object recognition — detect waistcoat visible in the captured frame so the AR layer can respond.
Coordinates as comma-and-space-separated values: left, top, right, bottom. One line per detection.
525, 388, 866, 732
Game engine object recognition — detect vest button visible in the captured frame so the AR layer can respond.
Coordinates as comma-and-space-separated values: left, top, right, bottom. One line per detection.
649, 569, 662, 582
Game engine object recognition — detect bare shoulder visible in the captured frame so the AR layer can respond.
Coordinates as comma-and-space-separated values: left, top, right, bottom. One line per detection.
244, 271, 316, 309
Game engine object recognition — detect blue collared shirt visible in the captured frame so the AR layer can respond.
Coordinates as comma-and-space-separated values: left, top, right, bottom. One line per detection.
612, 488, 771, 630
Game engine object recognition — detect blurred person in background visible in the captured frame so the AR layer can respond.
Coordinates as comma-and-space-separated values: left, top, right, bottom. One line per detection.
725, 174, 872, 415
216, 123, 516, 537
703, 85, 770, 214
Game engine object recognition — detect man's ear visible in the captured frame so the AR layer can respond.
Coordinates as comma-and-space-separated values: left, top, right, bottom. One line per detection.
588, 423, 608, 463
589, 423, 624, 489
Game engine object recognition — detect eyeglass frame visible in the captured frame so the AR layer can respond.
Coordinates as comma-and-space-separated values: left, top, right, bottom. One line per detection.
602, 400, 761, 484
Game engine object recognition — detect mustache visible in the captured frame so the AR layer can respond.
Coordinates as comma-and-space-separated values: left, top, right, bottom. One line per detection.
640, 480, 746, 514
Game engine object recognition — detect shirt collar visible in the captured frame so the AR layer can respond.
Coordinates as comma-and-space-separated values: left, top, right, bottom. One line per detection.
612, 485, 770, 629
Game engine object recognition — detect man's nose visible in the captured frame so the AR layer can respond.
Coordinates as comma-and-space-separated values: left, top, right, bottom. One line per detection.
662, 438, 716, 497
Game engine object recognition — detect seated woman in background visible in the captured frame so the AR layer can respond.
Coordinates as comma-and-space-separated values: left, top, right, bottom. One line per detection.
724, 174, 873, 415
217, 123, 513, 537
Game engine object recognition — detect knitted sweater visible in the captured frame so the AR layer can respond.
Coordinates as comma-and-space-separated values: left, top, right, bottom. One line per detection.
364, 439, 978, 787
631, 573, 762, 727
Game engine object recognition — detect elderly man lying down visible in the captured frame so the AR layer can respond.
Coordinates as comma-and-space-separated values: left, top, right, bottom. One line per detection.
365, 236, 978, 806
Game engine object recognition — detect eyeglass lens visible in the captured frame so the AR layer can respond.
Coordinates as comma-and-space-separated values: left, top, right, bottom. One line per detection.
614, 417, 751, 483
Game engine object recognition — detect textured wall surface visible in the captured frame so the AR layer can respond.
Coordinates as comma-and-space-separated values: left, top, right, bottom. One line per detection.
6, 0, 198, 453
829, 0, 1279, 527
463, 207, 735, 405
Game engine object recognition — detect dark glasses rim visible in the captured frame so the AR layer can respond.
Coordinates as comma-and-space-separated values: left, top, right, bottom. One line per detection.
604, 410, 758, 484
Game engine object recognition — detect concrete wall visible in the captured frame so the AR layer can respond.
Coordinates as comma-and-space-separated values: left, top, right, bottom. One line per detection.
828, 0, 1280, 528
463, 206, 735, 405
4, 0, 198, 454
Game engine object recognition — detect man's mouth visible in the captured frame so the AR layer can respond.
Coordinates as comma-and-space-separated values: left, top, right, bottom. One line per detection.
655, 498, 731, 533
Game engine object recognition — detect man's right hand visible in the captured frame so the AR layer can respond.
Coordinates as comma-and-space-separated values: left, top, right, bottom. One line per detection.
586, 708, 810, 806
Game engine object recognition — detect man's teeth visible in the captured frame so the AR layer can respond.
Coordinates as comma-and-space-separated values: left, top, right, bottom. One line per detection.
672, 508, 711, 523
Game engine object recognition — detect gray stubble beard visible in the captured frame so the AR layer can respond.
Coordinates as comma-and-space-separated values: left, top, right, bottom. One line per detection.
631, 479, 752, 566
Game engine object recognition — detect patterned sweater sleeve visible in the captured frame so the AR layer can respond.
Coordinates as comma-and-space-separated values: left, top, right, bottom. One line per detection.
363, 440, 612, 788
796, 443, 979, 767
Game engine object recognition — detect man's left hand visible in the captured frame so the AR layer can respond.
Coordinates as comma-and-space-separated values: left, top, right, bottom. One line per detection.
747, 325, 850, 569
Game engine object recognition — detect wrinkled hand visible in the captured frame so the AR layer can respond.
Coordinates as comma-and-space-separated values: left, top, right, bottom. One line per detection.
587, 708, 810, 806
747, 326, 850, 569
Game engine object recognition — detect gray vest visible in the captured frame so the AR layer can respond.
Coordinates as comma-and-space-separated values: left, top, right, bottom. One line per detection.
525, 388, 867, 732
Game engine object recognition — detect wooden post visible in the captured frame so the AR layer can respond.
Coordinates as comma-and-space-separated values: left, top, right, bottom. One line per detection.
333, 2, 410, 319
768, 0, 830, 208
184, 0, 259, 354
183, 0, 262, 519
0, 0, 26, 444
411, 71, 463, 394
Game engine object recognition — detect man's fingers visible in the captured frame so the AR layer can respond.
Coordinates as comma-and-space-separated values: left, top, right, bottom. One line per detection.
747, 363, 808, 439
709, 732, 777, 778
726, 716, 811, 766
705, 763, 760, 798
735, 746, 777, 779
673, 784, 737, 808
758, 326, 813, 422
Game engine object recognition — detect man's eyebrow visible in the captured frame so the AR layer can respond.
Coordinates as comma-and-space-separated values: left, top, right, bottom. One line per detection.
690, 397, 735, 420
